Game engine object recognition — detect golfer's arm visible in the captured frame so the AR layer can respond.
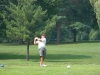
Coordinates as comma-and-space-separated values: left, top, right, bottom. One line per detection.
34, 40, 37, 44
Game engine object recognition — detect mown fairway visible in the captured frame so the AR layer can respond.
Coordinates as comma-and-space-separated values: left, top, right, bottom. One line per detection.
0, 42, 100, 75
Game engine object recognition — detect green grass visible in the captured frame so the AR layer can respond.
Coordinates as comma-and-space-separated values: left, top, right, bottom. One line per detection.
0, 42, 100, 75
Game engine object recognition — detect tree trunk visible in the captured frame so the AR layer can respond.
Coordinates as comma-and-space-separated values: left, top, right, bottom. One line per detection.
26, 41, 30, 61
56, 24, 61, 44
19, 39, 24, 44
73, 30, 77, 42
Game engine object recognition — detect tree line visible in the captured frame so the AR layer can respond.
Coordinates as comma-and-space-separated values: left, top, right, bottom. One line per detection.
0, 0, 100, 44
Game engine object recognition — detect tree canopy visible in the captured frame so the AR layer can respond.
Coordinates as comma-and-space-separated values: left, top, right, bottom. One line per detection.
90, 0, 100, 28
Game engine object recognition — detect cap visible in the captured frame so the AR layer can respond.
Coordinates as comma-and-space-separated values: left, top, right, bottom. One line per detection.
42, 34, 45, 36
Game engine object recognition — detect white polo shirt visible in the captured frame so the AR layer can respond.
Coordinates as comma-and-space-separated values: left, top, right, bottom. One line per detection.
36, 38, 46, 49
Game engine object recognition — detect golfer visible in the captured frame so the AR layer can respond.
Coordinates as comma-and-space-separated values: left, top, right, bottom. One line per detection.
34, 34, 47, 67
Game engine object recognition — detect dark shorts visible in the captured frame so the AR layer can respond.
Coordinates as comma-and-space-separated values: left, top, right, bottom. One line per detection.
39, 47, 46, 57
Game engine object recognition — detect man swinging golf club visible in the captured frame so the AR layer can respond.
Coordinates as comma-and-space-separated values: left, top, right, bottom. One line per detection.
34, 34, 47, 67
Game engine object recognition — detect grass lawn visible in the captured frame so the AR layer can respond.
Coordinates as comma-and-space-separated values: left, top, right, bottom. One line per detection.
0, 42, 100, 75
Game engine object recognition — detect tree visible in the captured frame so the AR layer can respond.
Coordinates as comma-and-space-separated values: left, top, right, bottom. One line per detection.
3, 0, 57, 61
36, 0, 63, 44
0, 0, 18, 42
90, 0, 100, 28
89, 29, 100, 40
69, 22, 89, 42
58, 0, 97, 42
0, 0, 9, 41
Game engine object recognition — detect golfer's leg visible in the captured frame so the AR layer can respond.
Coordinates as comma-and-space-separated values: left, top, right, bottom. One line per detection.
39, 48, 46, 66
43, 57, 45, 61
40, 56, 44, 65
43, 48, 46, 61
39, 48, 43, 65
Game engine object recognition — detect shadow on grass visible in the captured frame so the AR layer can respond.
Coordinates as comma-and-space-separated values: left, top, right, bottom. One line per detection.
46, 54, 92, 62
0, 53, 38, 60
0, 53, 92, 62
